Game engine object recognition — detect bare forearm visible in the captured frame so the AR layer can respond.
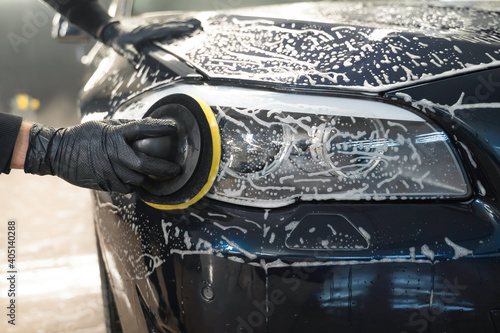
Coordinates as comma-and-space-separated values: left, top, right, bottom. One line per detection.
10, 121, 33, 169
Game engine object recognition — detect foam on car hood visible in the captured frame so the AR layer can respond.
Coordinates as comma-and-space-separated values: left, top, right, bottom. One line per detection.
154, 1, 500, 92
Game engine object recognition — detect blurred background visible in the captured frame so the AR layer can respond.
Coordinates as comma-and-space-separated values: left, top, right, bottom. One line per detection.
0, 0, 108, 332
0, 0, 89, 126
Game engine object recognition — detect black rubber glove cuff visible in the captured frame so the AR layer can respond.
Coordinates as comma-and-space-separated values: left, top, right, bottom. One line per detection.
24, 123, 60, 176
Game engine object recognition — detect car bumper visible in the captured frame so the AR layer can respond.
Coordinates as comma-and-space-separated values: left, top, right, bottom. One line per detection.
94, 192, 500, 333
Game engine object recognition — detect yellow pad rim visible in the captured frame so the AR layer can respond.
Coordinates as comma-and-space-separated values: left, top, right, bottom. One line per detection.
143, 94, 221, 210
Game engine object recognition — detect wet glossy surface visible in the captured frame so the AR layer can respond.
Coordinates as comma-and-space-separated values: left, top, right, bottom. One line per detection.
94, 192, 500, 332
80, 1, 500, 332
0, 170, 105, 333
161, 2, 500, 92
388, 67, 500, 203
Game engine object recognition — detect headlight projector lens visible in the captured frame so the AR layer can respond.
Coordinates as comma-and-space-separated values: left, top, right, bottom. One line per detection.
133, 94, 221, 210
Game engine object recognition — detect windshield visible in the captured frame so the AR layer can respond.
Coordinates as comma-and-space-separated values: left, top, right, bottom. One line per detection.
132, 0, 323, 15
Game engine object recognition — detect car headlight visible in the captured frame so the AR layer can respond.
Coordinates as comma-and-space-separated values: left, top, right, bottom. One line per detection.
113, 85, 470, 208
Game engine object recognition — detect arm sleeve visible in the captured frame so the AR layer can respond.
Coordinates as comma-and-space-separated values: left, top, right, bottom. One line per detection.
0, 113, 23, 174
42, 0, 111, 38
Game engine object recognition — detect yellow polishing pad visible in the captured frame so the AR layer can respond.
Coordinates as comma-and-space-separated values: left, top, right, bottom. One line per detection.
137, 94, 221, 210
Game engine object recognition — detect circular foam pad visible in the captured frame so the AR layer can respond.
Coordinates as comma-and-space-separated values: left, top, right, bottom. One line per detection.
137, 94, 221, 210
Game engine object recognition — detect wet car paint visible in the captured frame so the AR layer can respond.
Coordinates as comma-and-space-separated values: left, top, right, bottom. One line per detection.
81, 2, 500, 116
82, 1, 500, 332
162, 4, 500, 91
93, 190, 500, 332
388, 68, 500, 204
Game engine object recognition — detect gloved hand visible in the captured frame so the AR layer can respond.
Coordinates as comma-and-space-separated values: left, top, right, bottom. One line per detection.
24, 119, 181, 194
99, 18, 202, 61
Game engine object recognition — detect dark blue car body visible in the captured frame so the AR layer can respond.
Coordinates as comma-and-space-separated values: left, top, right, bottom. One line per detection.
81, 1, 500, 332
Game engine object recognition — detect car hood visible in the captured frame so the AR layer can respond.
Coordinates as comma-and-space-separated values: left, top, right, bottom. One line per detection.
153, 1, 500, 92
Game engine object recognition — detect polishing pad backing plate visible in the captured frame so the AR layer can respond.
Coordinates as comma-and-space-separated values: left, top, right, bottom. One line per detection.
138, 94, 221, 210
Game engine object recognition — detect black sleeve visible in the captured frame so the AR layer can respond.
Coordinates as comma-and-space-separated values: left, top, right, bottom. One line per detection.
0, 113, 23, 174
42, 0, 111, 38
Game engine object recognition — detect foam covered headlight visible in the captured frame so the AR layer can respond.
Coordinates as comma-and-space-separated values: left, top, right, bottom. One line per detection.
219, 110, 288, 177
113, 85, 469, 208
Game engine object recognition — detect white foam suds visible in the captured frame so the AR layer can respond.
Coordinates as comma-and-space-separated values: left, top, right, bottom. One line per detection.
421, 244, 435, 261
221, 236, 258, 260
444, 237, 473, 259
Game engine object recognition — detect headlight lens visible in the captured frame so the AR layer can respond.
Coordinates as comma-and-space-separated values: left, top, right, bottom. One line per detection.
219, 109, 288, 177
114, 85, 470, 208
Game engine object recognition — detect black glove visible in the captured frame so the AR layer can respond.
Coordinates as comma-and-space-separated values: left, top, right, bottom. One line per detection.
24, 119, 181, 194
100, 18, 202, 61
